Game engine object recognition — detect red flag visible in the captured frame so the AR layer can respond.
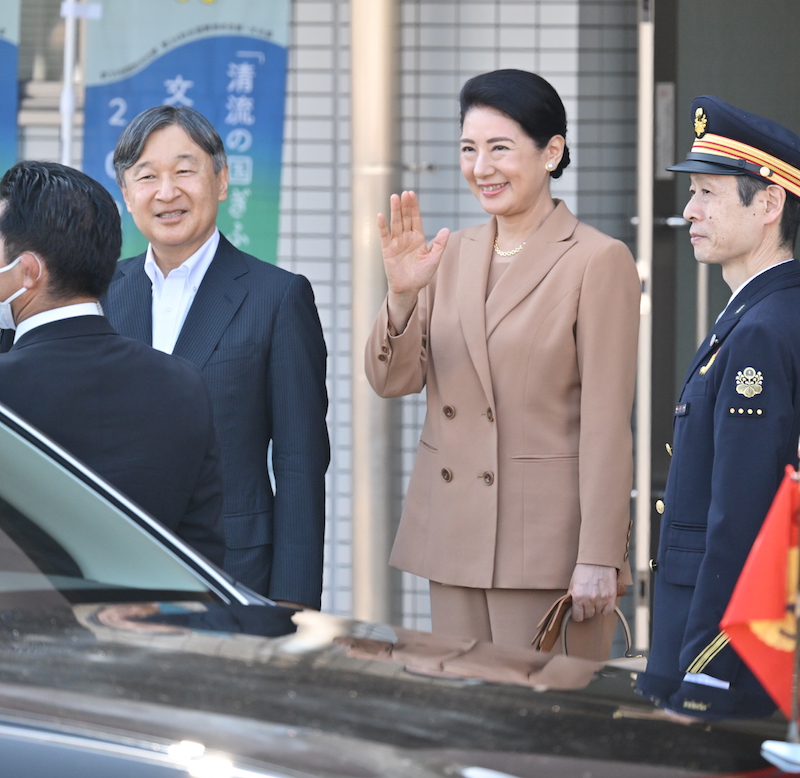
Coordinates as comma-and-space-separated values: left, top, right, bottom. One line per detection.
721, 465, 800, 718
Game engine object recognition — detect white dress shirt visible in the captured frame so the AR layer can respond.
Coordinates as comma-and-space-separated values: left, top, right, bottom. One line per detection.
144, 229, 219, 354
14, 302, 103, 343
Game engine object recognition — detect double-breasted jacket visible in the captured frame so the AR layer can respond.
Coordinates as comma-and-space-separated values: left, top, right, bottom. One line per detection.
366, 201, 641, 590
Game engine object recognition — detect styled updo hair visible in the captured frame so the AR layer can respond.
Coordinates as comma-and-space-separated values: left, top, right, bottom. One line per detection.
459, 69, 571, 179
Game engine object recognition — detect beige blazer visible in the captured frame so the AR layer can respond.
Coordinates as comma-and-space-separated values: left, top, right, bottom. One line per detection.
366, 201, 640, 590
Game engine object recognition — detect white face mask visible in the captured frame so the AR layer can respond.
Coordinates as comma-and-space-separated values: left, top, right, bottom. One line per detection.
0, 257, 24, 331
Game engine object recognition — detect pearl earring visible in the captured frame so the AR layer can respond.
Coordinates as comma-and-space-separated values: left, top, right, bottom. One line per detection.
546, 162, 555, 171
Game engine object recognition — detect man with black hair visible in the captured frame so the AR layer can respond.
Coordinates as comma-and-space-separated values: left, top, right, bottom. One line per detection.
638, 97, 800, 718
0, 160, 225, 566
104, 105, 329, 610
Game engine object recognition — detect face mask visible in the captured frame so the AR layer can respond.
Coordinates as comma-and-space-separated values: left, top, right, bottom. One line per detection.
0, 256, 29, 331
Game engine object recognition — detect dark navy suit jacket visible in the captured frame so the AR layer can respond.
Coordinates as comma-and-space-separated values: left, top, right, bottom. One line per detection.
0, 315, 225, 566
638, 260, 800, 718
103, 234, 330, 608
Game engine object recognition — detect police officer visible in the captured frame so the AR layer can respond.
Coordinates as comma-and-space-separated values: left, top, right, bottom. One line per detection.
637, 96, 800, 718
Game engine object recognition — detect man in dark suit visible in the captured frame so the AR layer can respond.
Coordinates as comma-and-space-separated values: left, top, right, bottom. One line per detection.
103, 106, 329, 610
0, 160, 225, 566
637, 97, 800, 718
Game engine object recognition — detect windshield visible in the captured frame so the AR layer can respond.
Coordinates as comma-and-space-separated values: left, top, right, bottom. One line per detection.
0, 412, 216, 606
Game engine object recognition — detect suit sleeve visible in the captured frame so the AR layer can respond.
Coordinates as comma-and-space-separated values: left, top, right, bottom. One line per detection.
574, 240, 640, 574
675, 322, 795, 687
267, 274, 330, 609
176, 381, 227, 569
364, 286, 431, 398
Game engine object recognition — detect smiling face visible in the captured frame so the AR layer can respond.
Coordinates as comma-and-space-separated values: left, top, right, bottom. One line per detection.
459, 107, 562, 222
121, 124, 229, 271
683, 174, 766, 270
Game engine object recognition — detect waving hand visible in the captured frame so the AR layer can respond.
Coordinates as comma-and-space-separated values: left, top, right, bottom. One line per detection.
378, 191, 449, 332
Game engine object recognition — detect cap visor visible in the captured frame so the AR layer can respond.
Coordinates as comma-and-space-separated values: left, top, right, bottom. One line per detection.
666, 159, 745, 175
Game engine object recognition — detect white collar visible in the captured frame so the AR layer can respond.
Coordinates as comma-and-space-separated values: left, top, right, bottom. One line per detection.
14, 301, 103, 343
144, 229, 220, 285
716, 258, 795, 322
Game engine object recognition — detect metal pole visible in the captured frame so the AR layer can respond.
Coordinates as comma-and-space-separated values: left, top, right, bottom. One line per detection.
59, 0, 79, 166
696, 262, 709, 345
350, 0, 399, 622
634, 0, 655, 652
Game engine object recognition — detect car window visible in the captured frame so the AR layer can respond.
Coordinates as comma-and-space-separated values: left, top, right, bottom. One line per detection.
0, 414, 214, 605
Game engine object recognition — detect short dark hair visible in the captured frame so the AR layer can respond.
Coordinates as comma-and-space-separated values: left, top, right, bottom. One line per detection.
113, 105, 227, 187
736, 175, 800, 252
0, 161, 122, 299
459, 69, 571, 179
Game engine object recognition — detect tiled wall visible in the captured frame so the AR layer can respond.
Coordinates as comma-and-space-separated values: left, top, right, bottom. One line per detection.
278, 0, 638, 628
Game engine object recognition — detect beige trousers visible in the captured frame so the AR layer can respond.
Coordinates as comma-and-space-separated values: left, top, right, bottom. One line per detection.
429, 582, 618, 661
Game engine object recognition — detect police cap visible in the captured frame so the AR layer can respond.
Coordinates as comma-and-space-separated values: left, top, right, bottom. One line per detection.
668, 95, 800, 200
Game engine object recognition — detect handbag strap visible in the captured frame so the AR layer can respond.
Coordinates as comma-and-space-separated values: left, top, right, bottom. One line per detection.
560, 606, 637, 658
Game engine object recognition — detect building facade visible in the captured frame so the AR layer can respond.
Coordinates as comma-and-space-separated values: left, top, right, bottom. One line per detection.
17, 0, 638, 631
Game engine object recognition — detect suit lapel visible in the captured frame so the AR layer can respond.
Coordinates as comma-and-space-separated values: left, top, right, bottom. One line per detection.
456, 219, 495, 407
681, 318, 736, 387
111, 254, 153, 345
485, 201, 578, 339
172, 235, 249, 368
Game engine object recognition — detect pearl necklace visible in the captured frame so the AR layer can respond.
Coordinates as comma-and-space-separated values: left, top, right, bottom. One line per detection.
493, 236, 526, 257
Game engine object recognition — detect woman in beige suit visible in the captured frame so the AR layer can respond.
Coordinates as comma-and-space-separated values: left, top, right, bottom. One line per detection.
366, 69, 640, 659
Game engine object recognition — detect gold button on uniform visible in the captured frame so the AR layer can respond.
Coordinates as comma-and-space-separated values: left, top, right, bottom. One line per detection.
649, 559, 658, 572
665, 443, 673, 456
441, 468, 453, 483
483, 471, 494, 485
442, 405, 456, 419
655, 499, 665, 514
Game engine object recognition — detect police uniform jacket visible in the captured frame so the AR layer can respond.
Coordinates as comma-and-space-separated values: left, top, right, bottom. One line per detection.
638, 260, 800, 718
365, 200, 641, 589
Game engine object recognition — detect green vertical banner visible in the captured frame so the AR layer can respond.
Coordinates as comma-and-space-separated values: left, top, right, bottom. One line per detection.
0, 1, 20, 177
83, 0, 290, 263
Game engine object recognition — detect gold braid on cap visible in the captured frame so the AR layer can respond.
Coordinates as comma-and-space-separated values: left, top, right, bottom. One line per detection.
690, 133, 800, 198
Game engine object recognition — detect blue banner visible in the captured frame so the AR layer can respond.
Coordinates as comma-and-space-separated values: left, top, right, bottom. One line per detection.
0, 2, 20, 177
82, 1, 290, 262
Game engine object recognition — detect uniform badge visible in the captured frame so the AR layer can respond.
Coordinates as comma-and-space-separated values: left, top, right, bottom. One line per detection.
735, 367, 763, 398
699, 348, 719, 375
694, 107, 708, 138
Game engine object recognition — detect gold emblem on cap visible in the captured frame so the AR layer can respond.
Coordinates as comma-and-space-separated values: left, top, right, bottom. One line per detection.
694, 107, 708, 138
759, 165, 773, 177
735, 367, 763, 398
